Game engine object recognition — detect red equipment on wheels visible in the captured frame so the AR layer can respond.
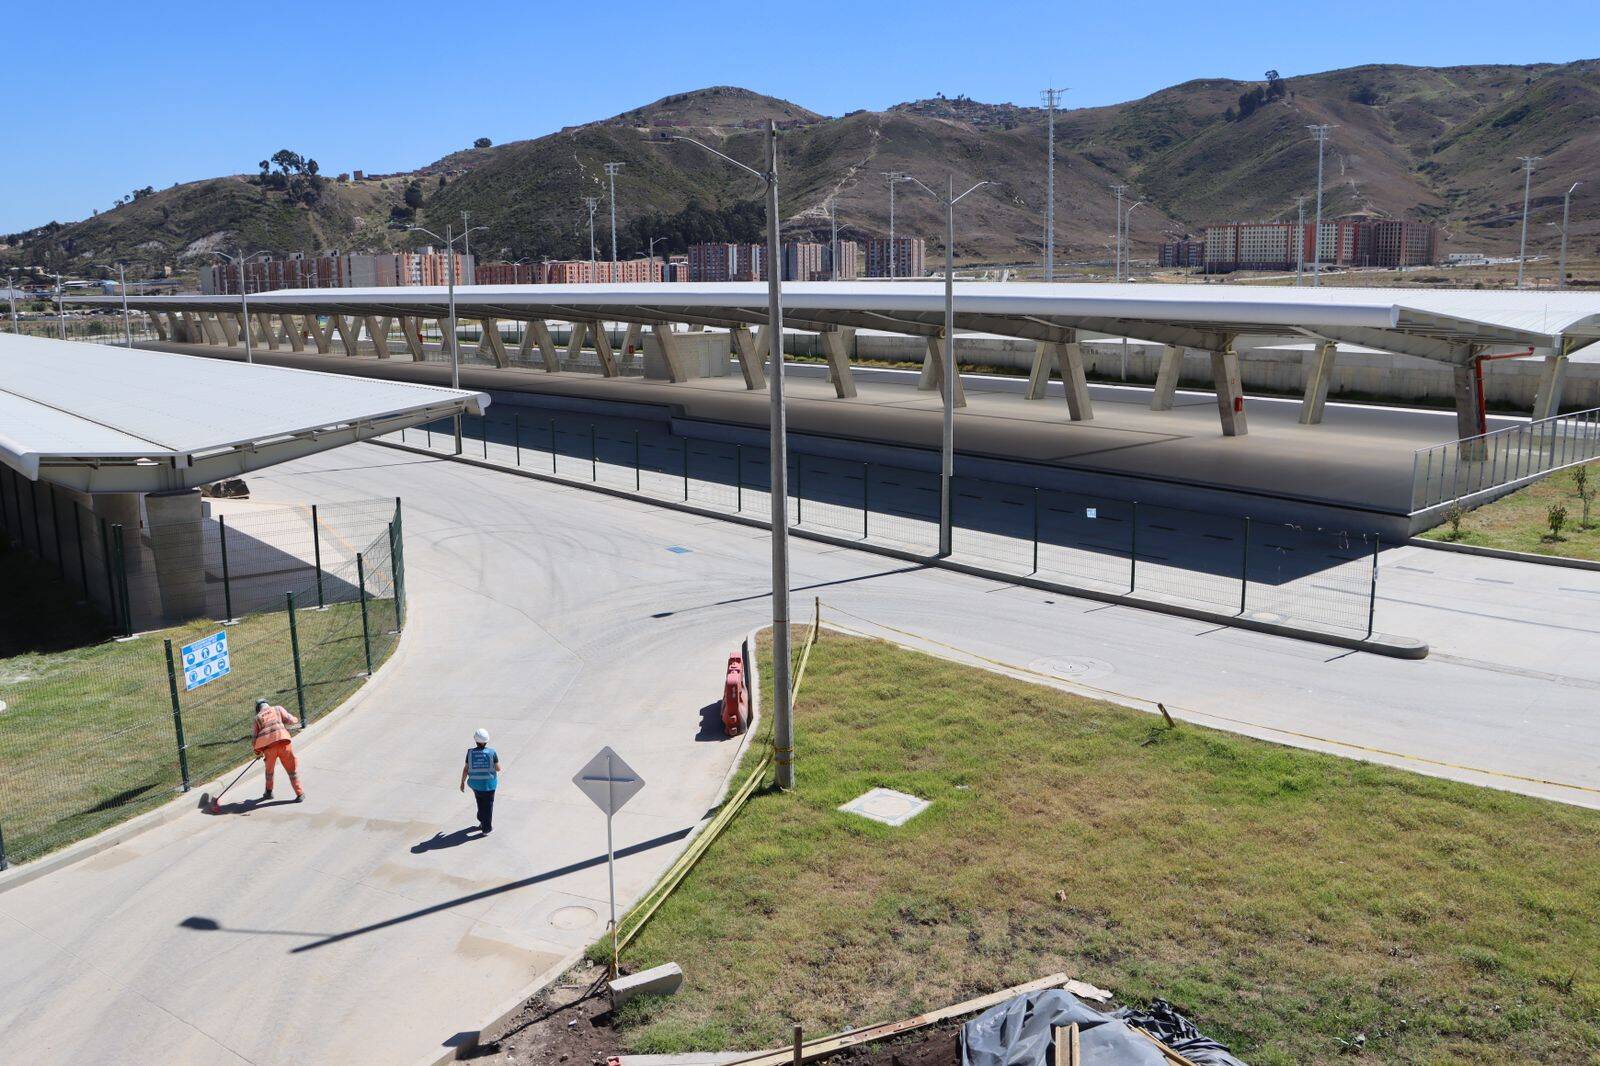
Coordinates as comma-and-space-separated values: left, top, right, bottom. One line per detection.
721, 653, 749, 737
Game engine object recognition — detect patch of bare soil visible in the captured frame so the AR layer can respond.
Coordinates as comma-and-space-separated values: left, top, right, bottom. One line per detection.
453, 964, 621, 1064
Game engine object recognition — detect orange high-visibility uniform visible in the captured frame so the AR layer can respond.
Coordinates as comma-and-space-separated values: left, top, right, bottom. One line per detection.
253, 704, 303, 797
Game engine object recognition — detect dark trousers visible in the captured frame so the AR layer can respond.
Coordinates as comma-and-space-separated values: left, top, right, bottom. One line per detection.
473, 788, 496, 832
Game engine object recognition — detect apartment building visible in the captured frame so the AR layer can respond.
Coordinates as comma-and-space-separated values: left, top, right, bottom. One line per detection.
1201, 219, 1434, 272
782, 242, 825, 282
1359, 220, 1439, 268
199, 249, 474, 293
1158, 239, 1205, 268
826, 240, 861, 280
866, 237, 926, 279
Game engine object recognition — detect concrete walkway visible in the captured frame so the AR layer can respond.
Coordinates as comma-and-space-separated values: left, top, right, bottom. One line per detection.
3, 443, 1598, 1065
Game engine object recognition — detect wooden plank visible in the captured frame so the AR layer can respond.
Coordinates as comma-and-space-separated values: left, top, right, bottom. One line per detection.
1133, 1028, 1202, 1066
721, 973, 1076, 1066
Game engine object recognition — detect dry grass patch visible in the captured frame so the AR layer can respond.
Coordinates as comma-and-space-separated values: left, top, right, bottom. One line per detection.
1422, 461, 1600, 561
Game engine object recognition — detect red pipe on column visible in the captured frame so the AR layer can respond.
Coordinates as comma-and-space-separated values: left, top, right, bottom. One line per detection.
1471, 347, 1534, 436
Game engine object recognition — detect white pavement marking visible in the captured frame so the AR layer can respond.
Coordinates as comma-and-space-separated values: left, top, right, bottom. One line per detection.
2, 444, 1598, 1065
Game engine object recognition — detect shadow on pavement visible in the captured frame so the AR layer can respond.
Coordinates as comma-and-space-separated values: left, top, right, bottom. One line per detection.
411, 827, 483, 853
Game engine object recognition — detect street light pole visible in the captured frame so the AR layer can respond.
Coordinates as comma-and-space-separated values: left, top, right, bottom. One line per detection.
906, 174, 990, 557
583, 197, 600, 268
7, 272, 18, 334
1295, 195, 1306, 286
118, 263, 132, 347
604, 162, 624, 268
1307, 125, 1333, 286
882, 172, 908, 279
54, 273, 65, 340
1110, 185, 1125, 281
1517, 155, 1540, 289
409, 222, 484, 453
828, 197, 839, 281
673, 123, 795, 789
1559, 181, 1583, 291
1123, 201, 1145, 281
1041, 87, 1066, 282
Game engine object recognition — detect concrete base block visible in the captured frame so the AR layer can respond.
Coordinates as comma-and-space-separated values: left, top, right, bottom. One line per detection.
609, 962, 684, 1006
644, 331, 730, 381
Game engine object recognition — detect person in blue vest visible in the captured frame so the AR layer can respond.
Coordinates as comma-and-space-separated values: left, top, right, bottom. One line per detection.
459, 728, 502, 835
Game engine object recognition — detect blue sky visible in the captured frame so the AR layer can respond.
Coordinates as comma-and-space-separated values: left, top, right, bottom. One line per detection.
3, 0, 1595, 233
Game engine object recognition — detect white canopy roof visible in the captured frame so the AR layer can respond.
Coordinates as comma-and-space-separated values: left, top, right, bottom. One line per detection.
85, 281, 1600, 362
0, 332, 487, 492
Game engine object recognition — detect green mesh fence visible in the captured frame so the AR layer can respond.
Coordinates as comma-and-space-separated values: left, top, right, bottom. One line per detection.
0, 502, 405, 868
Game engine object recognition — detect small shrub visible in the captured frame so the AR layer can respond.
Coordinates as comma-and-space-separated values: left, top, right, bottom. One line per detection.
1443, 503, 1465, 541
1546, 504, 1568, 540
1575, 466, 1595, 529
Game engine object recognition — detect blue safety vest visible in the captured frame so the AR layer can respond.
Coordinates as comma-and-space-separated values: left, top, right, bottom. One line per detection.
466, 746, 498, 791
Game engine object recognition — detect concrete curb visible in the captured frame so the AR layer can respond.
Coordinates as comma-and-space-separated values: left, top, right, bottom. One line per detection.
1407, 536, 1600, 572
0, 620, 413, 894
376, 440, 1429, 660
426, 630, 765, 1064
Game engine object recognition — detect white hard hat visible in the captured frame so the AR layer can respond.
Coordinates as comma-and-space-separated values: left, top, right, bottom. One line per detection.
473, 728, 490, 744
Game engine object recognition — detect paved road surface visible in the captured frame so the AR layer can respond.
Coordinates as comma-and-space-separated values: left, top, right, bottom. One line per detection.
2, 444, 1596, 1065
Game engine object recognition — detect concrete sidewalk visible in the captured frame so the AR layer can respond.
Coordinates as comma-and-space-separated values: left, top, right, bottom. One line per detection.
0, 453, 756, 1064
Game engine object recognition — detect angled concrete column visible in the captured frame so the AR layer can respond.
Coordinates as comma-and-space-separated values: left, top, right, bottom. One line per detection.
918, 341, 939, 391
477, 318, 508, 368
178, 312, 200, 344
1057, 342, 1094, 421
651, 324, 689, 382
1299, 340, 1337, 425
166, 312, 188, 342
333, 314, 362, 357
924, 336, 967, 408
400, 317, 425, 361
205, 313, 230, 347
622, 322, 643, 360
730, 326, 767, 390
1025, 341, 1053, 400
516, 320, 535, 363
1151, 345, 1185, 411
255, 312, 279, 350
590, 322, 618, 376
365, 316, 392, 359
1210, 343, 1248, 436
1453, 355, 1484, 445
528, 320, 560, 371
818, 328, 858, 398
307, 315, 333, 354
217, 312, 240, 346
144, 488, 207, 623
566, 320, 588, 363
1531, 351, 1568, 421
281, 313, 306, 352
150, 312, 170, 341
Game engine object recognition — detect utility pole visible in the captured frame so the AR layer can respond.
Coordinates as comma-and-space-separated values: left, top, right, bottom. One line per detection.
1517, 155, 1540, 289
1110, 185, 1126, 281
882, 172, 909, 279
1559, 181, 1584, 290
1123, 202, 1145, 281
1295, 195, 1307, 286
604, 162, 624, 269
583, 197, 600, 266
461, 211, 472, 263
7, 271, 17, 333
117, 262, 132, 347
1307, 125, 1334, 286
832, 195, 844, 278
1041, 87, 1067, 281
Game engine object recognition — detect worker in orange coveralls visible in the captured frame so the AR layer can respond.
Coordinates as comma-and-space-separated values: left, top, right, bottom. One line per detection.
252, 698, 305, 801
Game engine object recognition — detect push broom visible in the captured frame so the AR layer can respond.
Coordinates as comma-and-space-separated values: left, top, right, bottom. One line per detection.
208, 756, 262, 814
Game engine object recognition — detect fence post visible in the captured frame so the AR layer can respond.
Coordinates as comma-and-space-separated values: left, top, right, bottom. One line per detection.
1128, 502, 1139, 595
311, 504, 325, 609
218, 513, 235, 623
0, 823, 7, 871
1032, 488, 1040, 574
635, 430, 642, 491
863, 462, 870, 539
163, 639, 191, 791
551, 421, 558, 473
736, 445, 744, 513
356, 552, 373, 675
590, 423, 597, 482
514, 414, 522, 467
286, 591, 308, 722
1239, 516, 1251, 615
682, 437, 690, 501
100, 517, 119, 629
29, 479, 42, 555
0, 465, 9, 533
112, 523, 133, 637
1366, 535, 1380, 640
426, 423, 432, 449
481, 415, 489, 459
388, 521, 405, 631
73, 502, 88, 592
796, 454, 804, 526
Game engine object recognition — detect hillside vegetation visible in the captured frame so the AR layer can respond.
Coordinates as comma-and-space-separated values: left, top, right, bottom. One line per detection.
3, 62, 1596, 277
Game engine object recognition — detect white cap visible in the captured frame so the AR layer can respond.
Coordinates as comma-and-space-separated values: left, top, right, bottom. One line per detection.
473, 728, 490, 744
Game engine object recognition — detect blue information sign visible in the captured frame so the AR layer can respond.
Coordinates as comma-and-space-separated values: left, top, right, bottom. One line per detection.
181, 631, 231, 691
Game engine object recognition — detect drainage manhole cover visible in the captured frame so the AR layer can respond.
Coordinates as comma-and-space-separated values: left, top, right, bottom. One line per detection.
549, 905, 598, 930
1025, 657, 1113, 681
839, 788, 930, 827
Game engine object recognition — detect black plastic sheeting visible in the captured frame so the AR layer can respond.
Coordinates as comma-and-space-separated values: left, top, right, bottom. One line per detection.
960, 989, 1246, 1066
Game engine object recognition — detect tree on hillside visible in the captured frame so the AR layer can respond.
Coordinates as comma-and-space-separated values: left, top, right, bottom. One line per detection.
404, 181, 425, 209
473, 137, 492, 149
255, 149, 326, 205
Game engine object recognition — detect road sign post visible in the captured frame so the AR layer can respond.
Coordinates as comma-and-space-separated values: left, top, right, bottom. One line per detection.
573, 746, 645, 980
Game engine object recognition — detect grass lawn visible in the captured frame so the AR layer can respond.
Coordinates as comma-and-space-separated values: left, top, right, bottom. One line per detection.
0, 593, 397, 865
1421, 461, 1600, 561
614, 630, 1600, 1064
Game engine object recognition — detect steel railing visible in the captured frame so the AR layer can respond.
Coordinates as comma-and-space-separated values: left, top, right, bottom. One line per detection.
1411, 406, 1600, 512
